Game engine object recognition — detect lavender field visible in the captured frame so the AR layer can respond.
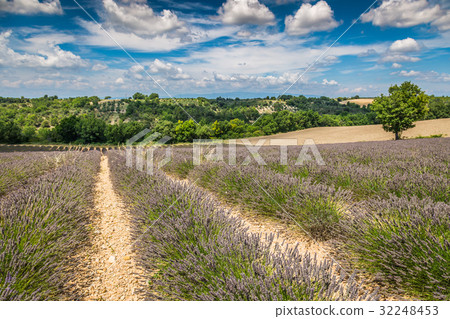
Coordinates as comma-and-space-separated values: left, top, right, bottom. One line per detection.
0, 138, 448, 301
155, 138, 450, 300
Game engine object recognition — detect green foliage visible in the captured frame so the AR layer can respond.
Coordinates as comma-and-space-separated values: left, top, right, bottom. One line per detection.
21, 126, 37, 142
0, 120, 22, 143
133, 92, 146, 100
77, 115, 106, 144
174, 120, 197, 143
371, 82, 429, 139
426, 96, 450, 119
55, 116, 79, 143
0, 88, 447, 145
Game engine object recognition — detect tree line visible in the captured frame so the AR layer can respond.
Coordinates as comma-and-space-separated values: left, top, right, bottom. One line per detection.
0, 84, 449, 144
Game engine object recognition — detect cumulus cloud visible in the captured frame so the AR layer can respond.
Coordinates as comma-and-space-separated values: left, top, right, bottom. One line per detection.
380, 37, 422, 63
322, 79, 338, 85
79, 1, 238, 52
285, 0, 340, 36
392, 63, 402, 68
358, 48, 378, 57
148, 59, 191, 80
432, 11, 450, 31
92, 63, 108, 71
389, 37, 421, 52
393, 69, 450, 82
398, 70, 421, 76
381, 54, 420, 63
361, 0, 444, 28
218, 0, 275, 25
102, 0, 186, 36
0, 30, 87, 68
115, 77, 124, 84
210, 71, 308, 88
0, 0, 62, 15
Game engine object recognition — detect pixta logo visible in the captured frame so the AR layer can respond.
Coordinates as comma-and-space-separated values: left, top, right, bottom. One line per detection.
193, 138, 325, 166
126, 129, 172, 175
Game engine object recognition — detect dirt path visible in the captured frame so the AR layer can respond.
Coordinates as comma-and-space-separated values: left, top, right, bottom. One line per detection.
79, 155, 148, 301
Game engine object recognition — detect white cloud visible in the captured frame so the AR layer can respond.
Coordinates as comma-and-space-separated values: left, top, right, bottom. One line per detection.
79, 20, 185, 52
389, 38, 420, 52
432, 11, 450, 31
0, 0, 62, 15
237, 30, 252, 37
79, 11, 239, 52
358, 48, 378, 57
211, 71, 308, 88
394, 69, 450, 81
398, 70, 421, 76
92, 63, 108, 71
102, 0, 186, 36
218, 0, 275, 25
392, 63, 402, 68
115, 77, 124, 84
381, 54, 420, 63
353, 87, 366, 93
338, 87, 367, 94
285, 1, 340, 36
1, 79, 21, 88
322, 79, 338, 85
148, 59, 191, 80
0, 30, 87, 68
361, 0, 443, 28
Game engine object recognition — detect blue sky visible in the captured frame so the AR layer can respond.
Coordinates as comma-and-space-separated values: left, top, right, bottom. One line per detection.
0, 0, 449, 98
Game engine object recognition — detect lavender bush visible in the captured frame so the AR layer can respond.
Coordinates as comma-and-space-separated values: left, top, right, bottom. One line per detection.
342, 196, 449, 300
0, 151, 101, 300
0, 151, 79, 197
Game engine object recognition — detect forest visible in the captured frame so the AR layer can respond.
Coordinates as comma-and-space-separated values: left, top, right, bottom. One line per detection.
0, 93, 449, 144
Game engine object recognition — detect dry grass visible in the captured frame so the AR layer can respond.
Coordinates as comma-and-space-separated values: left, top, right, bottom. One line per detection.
240, 118, 450, 146
339, 98, 374, 107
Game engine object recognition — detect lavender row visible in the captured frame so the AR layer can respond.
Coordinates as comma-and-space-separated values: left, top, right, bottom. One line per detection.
161, 138, 449, 203
107, 151, 376, 301
0, 151, 82, 197
0, 151, 101, 300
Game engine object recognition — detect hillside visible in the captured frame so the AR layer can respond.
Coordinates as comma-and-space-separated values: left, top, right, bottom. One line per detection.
0, 94, 449, 144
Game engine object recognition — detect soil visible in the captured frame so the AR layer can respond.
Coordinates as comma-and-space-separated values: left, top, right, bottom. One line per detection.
71, 156, 149, 301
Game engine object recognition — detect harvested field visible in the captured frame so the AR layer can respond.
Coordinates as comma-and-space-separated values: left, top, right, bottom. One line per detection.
240, 118, 450, 145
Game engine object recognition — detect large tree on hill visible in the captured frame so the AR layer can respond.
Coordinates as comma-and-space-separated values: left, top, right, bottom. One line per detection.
371, 81, 429, 140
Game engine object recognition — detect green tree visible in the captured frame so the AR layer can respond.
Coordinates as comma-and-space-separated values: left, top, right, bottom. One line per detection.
133, 92, 146, 100
174, 120, 197, 142
77, 115, 106, 144
22, 126, 37, 142
371, 82, 429, 140
0, 120, 22, 143
55, 116, 79, 143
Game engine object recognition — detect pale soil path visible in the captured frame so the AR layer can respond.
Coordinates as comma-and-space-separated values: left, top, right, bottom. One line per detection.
77, 155, 148, 301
